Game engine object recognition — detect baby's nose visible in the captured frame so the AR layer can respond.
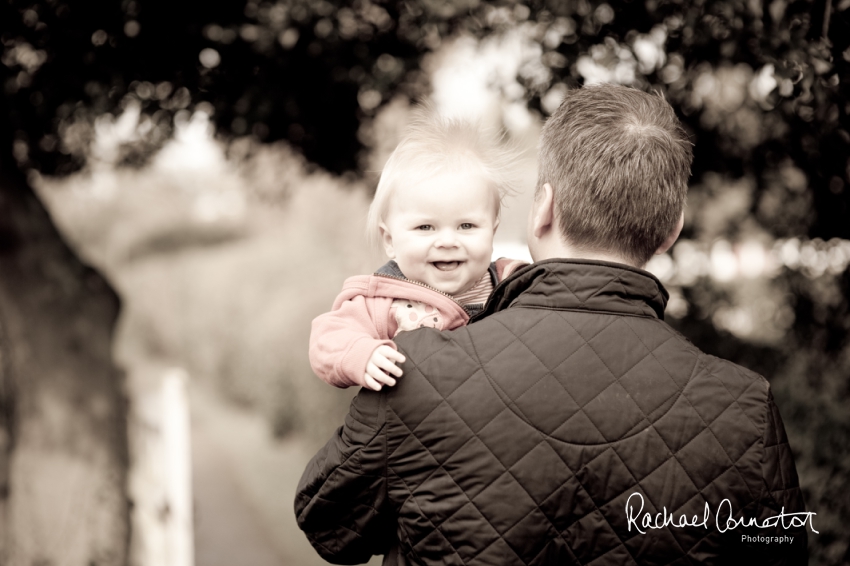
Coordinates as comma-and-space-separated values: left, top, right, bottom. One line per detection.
434, 229, 459, 247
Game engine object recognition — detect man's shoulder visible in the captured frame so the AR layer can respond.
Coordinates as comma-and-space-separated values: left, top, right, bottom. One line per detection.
392, 325, 479, 385
392, 309, 773, 423
640, 327, 774, 439
695, 349, 771, 400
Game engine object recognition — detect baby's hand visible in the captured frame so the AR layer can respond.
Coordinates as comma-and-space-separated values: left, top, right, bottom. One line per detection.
364, 345, 405, 391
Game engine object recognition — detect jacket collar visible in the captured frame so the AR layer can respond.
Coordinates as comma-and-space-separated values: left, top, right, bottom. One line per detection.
375, 260, 499, 295
375, 260, 407, 278
472, 259, 669, 322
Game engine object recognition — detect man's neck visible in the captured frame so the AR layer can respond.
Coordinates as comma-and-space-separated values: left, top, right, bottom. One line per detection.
530, 239, 638, 268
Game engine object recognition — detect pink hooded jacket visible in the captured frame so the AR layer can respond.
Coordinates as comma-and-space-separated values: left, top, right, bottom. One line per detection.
310, 258, 525, 388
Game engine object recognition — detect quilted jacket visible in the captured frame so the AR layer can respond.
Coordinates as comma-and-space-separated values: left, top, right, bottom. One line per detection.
295, 259, 809, 565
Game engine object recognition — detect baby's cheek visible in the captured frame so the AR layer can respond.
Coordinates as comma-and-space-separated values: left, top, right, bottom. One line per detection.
473, 237, 496, 259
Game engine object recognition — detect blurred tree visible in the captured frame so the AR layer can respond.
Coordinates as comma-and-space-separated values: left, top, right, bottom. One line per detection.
0, 1, 480, 561
2, 0, 849, 563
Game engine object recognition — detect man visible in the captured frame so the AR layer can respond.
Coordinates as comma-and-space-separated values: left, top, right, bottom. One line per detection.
295, 85, 808, 565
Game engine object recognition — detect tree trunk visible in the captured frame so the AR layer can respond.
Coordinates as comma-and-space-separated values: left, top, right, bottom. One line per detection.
0, 123, 129, 564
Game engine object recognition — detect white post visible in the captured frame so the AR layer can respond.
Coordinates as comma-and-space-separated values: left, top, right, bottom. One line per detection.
162, 368, 194, 566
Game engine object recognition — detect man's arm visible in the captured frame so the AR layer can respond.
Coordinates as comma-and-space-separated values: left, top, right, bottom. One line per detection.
294, 388, 395, 564
751, 389, 809, 564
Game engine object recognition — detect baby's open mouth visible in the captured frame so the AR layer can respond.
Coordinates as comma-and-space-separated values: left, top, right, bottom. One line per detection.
431, 261, 463, 271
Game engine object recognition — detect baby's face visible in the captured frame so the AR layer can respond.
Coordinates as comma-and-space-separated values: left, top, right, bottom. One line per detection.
380, 169, 499, 295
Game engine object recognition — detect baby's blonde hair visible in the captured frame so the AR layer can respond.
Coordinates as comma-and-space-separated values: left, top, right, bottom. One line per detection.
366, 110, 519, 250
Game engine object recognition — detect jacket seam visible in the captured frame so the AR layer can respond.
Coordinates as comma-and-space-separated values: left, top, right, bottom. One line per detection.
508, 304, 661, 320
464, 326, 591, 565
385, 432, 468, 564
389, 349, 565, 565
480, 314, 690, 447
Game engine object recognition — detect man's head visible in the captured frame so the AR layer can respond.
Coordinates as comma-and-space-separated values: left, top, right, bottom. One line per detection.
529, 84, 692, 267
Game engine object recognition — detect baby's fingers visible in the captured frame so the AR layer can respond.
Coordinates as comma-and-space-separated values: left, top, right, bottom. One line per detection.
365, 362, 398, 388
373, 354, 403, 378
383, 348, 406, 365
373, 346, 404, 376
363, 372, 384, 391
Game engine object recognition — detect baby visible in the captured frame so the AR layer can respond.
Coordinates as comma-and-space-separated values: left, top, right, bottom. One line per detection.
309, 113, 526, 391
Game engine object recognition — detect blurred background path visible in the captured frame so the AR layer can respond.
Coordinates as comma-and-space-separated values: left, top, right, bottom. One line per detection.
190, 383, 328, 566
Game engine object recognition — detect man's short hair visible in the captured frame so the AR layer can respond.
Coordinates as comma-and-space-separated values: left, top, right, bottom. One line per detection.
538, 84, 692, 266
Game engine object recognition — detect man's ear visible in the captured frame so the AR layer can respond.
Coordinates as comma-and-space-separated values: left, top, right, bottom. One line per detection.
379, 222, 395, 259
531, 183, 556, 240
655, 212, 684, 256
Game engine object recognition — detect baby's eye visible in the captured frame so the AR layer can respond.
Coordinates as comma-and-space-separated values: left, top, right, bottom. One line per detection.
416, 225, 433, 231
459, 223, 475, 230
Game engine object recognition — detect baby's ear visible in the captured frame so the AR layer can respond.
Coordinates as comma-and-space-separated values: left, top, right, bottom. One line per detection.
379, 222, 395, 259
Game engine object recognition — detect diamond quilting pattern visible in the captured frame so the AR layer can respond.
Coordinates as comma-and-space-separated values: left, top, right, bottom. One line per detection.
652, 394, 707, 454
578, 447, 641, 508
411, 467, 474, 532
717, 361, 763, 400
503, 508, 562, 563
552, 410, 609, 445
622, 520, 684, 565
564, 507, 622, 563
294, 262, 810, 566
414, 334, 485, 401
509, 441, 572, 505
476, 408, 545, 470
637, 457, 701, 519
537, 472, 595, 533
472, 470, 539, 535
442, 436, 507, 500
511, 311, 587, 371
473, 537, 523, 565
482, 338, 552, 401
582, 383, 647, 441
389, 432, 443, 490
444, 369, 508, 434
554, 268, 624, 305
699, 465, 752, 512
410, 401, 475, 464
707, 402, 762, 465
411, 526, 464, 565
513, 374, 582, 436
681, 363, 741, 426
461, 315, 521, 365
620, 316, 675, 352
389, 363, 447, 433
609, 427, 672, 481
599, 486, 657, 536
617, 354, 682, 416
586, 318, 658, 379
554, 343, 618, 407
562, 311, 620, 347
675, 428, 735, 491
438, 502, 501, 562
380, 262, 785, 566
643, 334, 700, 389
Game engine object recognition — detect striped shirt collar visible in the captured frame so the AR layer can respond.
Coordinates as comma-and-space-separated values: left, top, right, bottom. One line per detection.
451, 271, 494, 306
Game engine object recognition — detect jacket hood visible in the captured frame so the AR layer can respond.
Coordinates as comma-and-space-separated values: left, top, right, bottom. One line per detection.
336, 271, 470, 327
474, 259, 669, 322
